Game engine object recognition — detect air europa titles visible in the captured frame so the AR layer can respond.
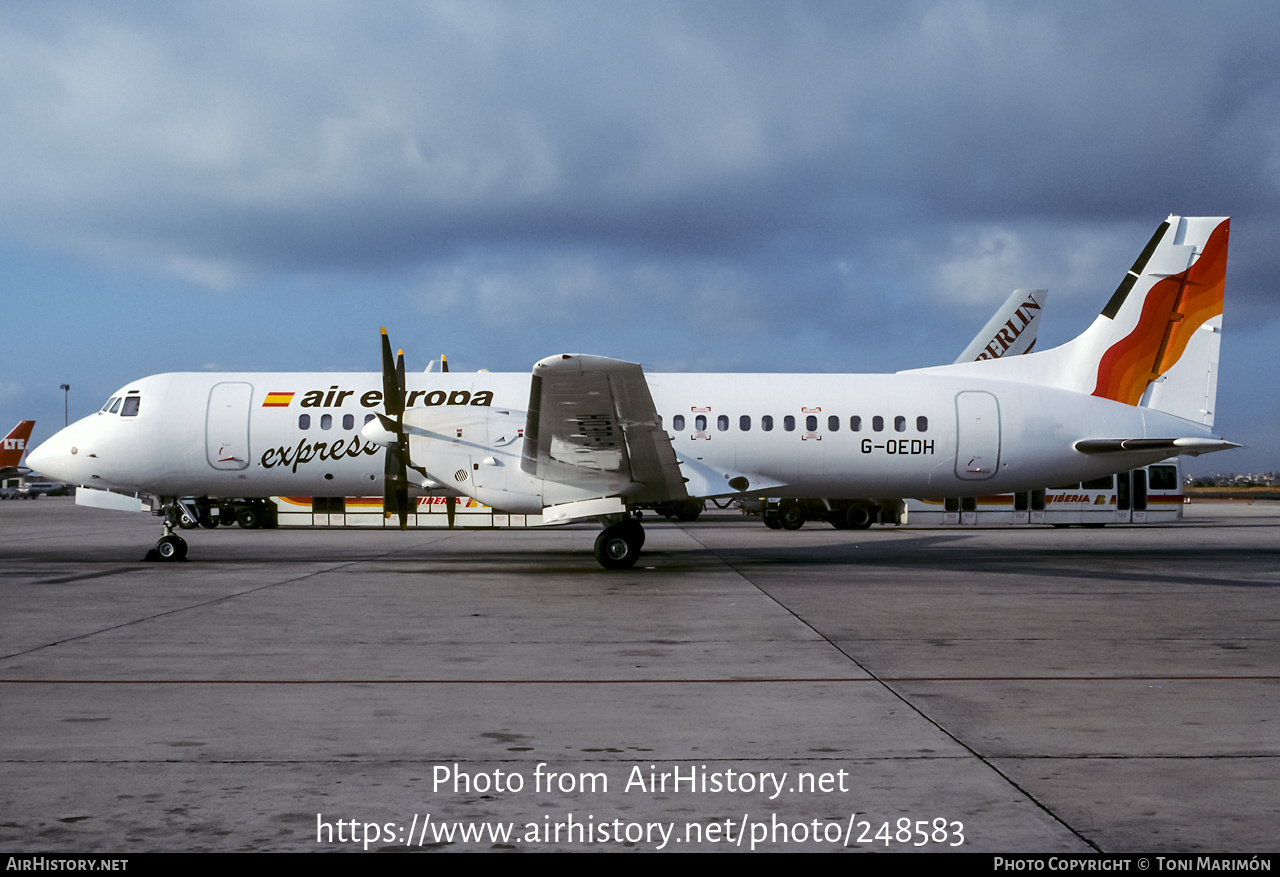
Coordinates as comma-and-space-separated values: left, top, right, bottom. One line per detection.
257, 385, 496, 473
259, 386, 496, 409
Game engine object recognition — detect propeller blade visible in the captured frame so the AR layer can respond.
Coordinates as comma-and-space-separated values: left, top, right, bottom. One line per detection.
384, 445, 410, 531
381, 328, 403, 417
379, 328, 410, 530
396, 483, 409, 531
396, 349, 406, 400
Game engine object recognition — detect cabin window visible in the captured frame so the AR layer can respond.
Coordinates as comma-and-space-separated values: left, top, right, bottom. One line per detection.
917, 416, 928, 432
299, 414, 311, 430
321, 414, 332, 430
784, 415, 795, 431
872, 415, 884, 432
805, 415, 817, 431
364, 413, 376, 425
894, 415, 906, 432
342, 414, 354, 430
673, 414, 685, 431
739, 415, 751, 431
695, 415, 707, 431
717, 415, 729, 431
762, 415, 773, 431
828, 415, 839, 432
121, 396, 140, 417
1149, 465, 1178, 491
850, 415, 861, 432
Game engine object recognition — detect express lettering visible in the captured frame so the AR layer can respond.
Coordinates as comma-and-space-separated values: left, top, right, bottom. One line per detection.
260, 435, 381, 473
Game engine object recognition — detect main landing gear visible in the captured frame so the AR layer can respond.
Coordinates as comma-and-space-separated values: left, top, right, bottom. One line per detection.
593, 515, 646, 570
146, 500, 189, 562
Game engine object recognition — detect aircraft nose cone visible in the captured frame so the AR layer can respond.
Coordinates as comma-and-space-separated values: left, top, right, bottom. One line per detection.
25, 436, 62, 479
25, 431, 80, 482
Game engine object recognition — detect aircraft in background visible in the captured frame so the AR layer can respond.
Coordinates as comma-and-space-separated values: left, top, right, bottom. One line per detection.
0, 421, 35, 474
28, 215, 1237, 568
953, 288, 1047, 364
0, 421, 64, 499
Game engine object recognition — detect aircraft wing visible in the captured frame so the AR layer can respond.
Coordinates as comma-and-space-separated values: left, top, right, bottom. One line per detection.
521, 355, 689, 504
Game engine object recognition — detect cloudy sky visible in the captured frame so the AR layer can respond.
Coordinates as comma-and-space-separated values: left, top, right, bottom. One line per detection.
3, 1, 1278, 475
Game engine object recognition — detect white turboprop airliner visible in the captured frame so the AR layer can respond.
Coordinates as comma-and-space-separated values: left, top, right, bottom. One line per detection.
28, 215, 1237, 568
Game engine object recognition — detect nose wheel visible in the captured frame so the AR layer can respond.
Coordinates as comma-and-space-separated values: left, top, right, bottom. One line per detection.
146, 502, 189, 561
154, 533, 188, 561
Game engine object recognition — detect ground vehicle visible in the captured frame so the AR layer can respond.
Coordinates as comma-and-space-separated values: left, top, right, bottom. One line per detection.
744, 460, 1182, 528
902, 459, 1183, 526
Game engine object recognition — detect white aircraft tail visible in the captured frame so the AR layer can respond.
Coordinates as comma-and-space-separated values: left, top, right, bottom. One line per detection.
917, 215, 1229, 427
954, 288, 1048, 363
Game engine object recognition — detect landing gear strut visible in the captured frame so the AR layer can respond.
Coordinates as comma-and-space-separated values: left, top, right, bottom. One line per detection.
147, 501, 189, 562
594, 516, 644, 570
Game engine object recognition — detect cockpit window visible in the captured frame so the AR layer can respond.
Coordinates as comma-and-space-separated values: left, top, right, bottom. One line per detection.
121, 395, 140, 417
101, 397, 119, 413
108, 398, 122, 414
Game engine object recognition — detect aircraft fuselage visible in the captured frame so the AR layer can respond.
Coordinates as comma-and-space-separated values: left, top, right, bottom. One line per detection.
33, 370, 1209, 508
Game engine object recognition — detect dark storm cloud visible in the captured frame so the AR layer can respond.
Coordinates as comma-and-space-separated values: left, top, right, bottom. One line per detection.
4, 1, 1275, 275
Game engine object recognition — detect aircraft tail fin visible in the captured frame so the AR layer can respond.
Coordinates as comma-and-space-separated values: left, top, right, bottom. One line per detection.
1, 421, 36, 469
914, 216, 1229, 427
954, 288, 1048, 363
1078, 216, 1229, 426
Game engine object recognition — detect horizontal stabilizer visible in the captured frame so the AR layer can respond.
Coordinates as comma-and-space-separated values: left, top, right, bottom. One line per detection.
1074, 437, 1241, 457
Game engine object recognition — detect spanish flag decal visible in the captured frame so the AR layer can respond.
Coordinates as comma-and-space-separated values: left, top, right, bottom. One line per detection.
262, 392, 295, 408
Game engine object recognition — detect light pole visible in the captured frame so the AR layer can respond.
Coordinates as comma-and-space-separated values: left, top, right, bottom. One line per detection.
59, 384, 70, 426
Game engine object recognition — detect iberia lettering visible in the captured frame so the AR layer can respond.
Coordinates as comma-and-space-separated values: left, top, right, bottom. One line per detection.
261, 435, 381, 473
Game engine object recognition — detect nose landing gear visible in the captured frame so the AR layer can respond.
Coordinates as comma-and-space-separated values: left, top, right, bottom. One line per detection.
145, 501, 189, 562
